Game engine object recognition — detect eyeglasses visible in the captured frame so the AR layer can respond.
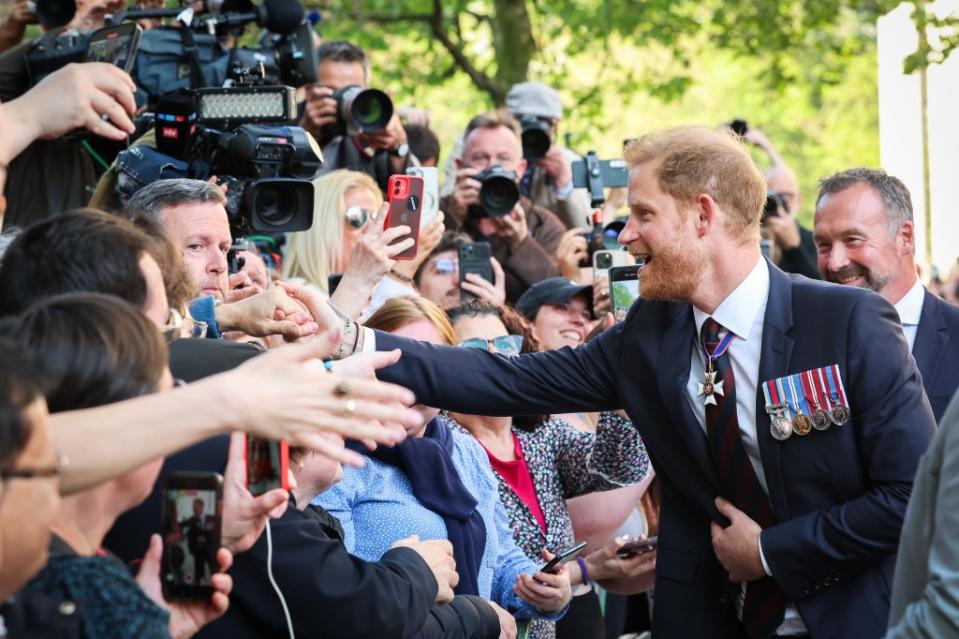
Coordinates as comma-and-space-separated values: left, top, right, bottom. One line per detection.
345, 206, 373, 229
1, 465, 61, 480
457, 335, 524, 356
430, 258, 458, 275
162, 309, 208, 343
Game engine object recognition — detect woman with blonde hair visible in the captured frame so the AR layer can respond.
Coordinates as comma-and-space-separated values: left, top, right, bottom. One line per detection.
283, 170, 445, 319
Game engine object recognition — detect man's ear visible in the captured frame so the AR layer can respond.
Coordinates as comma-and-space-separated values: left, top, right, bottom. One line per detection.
455, 157, 464, 170
695, 194, 718, 237
898, 220, 916, 255
517, 158, 528, 176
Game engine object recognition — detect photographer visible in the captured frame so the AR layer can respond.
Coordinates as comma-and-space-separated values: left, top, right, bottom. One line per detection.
505, 82, 590, 230
302, 41, 415, 193
739, 125, 819, 279
125, 178, 320, 342
443, 110, 565, 303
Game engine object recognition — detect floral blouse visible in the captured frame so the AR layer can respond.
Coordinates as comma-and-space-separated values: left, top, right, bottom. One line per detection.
450, 411, 649, 638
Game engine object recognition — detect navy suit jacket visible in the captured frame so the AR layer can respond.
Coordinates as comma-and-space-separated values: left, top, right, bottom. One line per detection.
913, 290, 959, 422
376, 262, 936, 638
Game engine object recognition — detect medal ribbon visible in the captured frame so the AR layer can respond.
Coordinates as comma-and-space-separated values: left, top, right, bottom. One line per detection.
775, 377, 792, 419
762, 379, 781, 410
786, 375, 804, 415
815, 368, 834, 410
801, 371, 820, 411
828, 364, 848, 407
701, 328, 734, 372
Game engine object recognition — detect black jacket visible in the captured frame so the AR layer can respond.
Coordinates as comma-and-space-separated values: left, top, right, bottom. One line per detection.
776, 223, 820, 280
199, 501, 500, 639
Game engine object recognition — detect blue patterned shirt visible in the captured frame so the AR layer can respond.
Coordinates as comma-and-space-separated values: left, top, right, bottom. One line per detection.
313, 417, 563, 620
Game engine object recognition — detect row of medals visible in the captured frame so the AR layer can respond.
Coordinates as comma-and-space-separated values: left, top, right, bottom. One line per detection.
766, 401, 850, 441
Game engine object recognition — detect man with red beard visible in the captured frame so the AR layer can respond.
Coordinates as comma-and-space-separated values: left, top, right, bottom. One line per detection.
813, 168, 959, 421
307, 125, 935, 639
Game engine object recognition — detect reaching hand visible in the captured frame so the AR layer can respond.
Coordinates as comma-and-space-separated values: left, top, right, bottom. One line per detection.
300, 85, 338, 138
593, 274, 611, 319
216, 287, 317, 341
393, 211, 447, 280
450, 167, 482, 223
341, 202, 414, 290
221, 433, 290, 554
136, 534, 232, 639
218, 335, 420, 465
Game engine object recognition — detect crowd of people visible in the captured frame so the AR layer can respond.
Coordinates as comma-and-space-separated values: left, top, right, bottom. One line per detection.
2, 2, 959, 638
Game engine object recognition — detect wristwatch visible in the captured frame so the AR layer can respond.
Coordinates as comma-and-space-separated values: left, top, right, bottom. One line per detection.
389, 142, 410, 158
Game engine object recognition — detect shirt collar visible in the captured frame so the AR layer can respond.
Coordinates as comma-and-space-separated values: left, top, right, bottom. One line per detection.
693, 256, 769, 341
893, 276, 925, 327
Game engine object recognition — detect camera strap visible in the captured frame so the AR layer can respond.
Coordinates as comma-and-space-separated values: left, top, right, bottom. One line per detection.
177, 23, 206, 89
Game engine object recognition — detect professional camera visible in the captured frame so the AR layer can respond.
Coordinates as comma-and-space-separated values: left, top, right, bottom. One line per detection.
475, 165, 520, 217
578, 214, 626, 266
117, 83, 320, 236
26, 0, 76, 29
330, 85, 394, 137
763, 191, 788, 220
519, 114, 551, 162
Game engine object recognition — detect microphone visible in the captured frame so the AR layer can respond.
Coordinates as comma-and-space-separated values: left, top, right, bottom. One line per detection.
154, 92, 198, 161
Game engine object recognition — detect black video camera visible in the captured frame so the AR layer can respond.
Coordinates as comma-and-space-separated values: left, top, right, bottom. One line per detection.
519, 114, 551, 162
27, 0, 76, 29
474, 165, 519, 217
330, 85, 394, 137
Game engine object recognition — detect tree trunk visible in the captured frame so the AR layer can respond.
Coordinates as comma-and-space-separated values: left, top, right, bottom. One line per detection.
489, 0, 536, 104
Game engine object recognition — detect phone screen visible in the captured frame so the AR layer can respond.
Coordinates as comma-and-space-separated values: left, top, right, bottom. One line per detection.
85, 24, 142, 72
161, 475, 221, 599
246, 436, 288, 496
611, 277, 640, 322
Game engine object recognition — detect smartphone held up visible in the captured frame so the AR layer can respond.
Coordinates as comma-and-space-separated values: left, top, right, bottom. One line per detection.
160, 472, 223, 601
386, 174, 424, 260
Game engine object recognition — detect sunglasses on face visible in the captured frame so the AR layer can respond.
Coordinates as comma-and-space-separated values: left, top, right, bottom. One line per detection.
345, 206, 373, 229
457, 335, 524, 356
430, 258, 458, 275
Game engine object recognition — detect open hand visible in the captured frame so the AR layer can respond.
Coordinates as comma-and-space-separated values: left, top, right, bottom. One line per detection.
221, 432, 290, 554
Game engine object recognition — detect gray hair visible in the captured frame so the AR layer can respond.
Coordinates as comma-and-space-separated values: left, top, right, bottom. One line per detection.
816, 168, 913, 236
124, 179, 227, 221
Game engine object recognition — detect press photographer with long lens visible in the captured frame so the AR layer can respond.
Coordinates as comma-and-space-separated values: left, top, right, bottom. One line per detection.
444, 110, 566, 303
505, 82, 590, 231
734, 122, 819, 279
303, 41, 415, 193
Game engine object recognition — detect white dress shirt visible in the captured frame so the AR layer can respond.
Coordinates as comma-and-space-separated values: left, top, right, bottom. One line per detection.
684, 256, 806, 635
893, 276, 925, 351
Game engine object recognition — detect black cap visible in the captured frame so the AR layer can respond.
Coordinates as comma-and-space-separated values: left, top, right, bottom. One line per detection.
516, 277, 593, 320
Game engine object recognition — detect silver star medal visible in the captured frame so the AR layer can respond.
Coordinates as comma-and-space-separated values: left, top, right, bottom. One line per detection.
697, 370, 725, 406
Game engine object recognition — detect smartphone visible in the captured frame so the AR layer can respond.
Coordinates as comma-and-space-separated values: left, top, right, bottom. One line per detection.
406, 166, 439, 227
161, 472, 223, 601
593, 249, 628, 283
245, 435, 290, 497
539, 541, 588, 574
459, 242, 493, 300
84, 23, 143, 73
616, 535, 658, 557
386, 174, 424, 260
609, 265, 641, 323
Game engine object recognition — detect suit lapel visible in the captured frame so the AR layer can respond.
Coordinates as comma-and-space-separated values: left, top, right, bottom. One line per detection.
912, 289, 947, 391
656, 303, 723, 491
755, 263, 793, 518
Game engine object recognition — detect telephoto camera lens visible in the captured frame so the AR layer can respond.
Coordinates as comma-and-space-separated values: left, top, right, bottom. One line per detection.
334, 86, 394, 135
763, 191, 787, 220
254, 185, 296, 227
476, 165, 520, 217
519, 115, 551, 162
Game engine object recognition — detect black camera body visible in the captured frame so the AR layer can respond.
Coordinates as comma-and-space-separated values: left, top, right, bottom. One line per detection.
763, 190, 788, 220
331, 85, 394, 137
23, 29, 89, 86
475, 165, 520, 217
519, 114, 551, 162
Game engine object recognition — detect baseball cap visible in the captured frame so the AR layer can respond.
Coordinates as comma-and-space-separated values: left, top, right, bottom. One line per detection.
516, 277, 593, 320
505, 82, 563, 120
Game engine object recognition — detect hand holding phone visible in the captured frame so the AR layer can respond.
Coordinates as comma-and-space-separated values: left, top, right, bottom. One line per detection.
539, 541, 587, 574
609, 265, 641, 323
84, 23, 143, 73
161, 472, 224, 601
458, 242, 493, 300
245, 435, 290, 497
386, 174, 424, 260
616, 535, 658, 557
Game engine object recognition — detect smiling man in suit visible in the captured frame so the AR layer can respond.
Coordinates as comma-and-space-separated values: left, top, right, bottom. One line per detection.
312, 125, 936, 639
813, 167, 959, 421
